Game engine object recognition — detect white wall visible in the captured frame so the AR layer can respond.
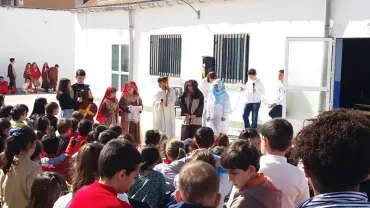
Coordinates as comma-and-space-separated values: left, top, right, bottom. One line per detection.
75, 10, 130, 97
0, 7, 75, 87
133, 0, 326, 124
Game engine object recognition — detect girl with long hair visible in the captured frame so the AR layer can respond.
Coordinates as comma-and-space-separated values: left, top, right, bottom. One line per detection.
31, 62, 41, 88
23, 62, 32, 82
41, 62, 50, 92
0, 126, 43, 208
29, 97, 47, 129
56, 78, 81, 118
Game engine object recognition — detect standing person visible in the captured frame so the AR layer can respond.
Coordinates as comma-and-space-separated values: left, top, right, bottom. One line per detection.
153, 76, 176, 139
56, 78, 81, 118
41, 62, 50, 92
48, 64, 59, 92
0, 126, 43, 208
23, 63, 32, 82
72, 69, 93, 104
268, 70, 285, 119
206, 79, 231, 135
119, 81, 143, 145
96, 86, 119, 127
242, 69, 265, 129
7, 58, 16, 90
180, 80, 204, 140
30, 62, 41, 88
199, 72, 217, 126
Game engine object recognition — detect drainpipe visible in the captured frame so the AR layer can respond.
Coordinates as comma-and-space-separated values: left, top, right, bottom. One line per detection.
128, 8, 134, 81
324, 0, 331, 37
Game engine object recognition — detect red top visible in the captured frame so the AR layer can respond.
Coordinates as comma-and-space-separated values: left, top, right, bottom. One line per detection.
41, 62, 49, 77
0, 81, 9, 94
41, 153, 73, 183
96, 86, 118, 124
23, 63, 31, 79
69, 132, 79, 140
121, 81, 140, 98
65, 135, 87, 156
69, 181, 132, 208
31, 62, 41, 79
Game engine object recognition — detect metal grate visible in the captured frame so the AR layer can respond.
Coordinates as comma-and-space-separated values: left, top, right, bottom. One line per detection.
150, 35, 182, 77
214, 34, 250, 84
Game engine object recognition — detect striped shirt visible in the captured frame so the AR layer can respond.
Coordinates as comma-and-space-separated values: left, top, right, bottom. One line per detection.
298, 192, 370, 207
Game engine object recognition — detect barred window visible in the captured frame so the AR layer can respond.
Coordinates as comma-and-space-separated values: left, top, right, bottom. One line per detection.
150, 35, 182, 77
214, 34, 250, 83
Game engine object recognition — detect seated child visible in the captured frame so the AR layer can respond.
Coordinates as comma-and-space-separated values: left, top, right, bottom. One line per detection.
294, 109, 370, 207
239, 128, 261, 152
10, 106, 28, 128
138, 129, 161, 152
0, 105, 13, 119
170, 161, 221, 208
57, 118, 73, 153
72, 111, 84, 122
45, 102, 59, 133
30, 140, 43, 164
0, 118, 10, 153
110, 125, 123, 137
0, 77, 10, 94
41, 135, 73, 183
98, 130, 118, 145
65, 119, 92, 155
69, 139, 142, 208
123, 134, 134, 144
22, 78, 37, 93
93, 125, 108, 141
221, 140, 282, 208
35, 117, 50, 140
69, 117, 80, 139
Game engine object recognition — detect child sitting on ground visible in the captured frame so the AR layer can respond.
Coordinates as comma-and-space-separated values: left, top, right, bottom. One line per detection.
22, 78, 37, 94
35, 117, 50, 140
110, 125, 123, 137
169, 161, 221, 208
98, 130, 118, 145
221, 140, 282, 208
65, 120, 92, 155
239, 128, 261, 152
30, 141, 43, 164
56, 118, 73, 153
72, 111, 84, 122
45, 102, 59, 134
0, 118, 10, 152
10, 106, 28, 128
69, 117, 80, 139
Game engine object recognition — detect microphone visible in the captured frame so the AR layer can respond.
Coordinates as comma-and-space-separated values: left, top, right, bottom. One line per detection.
253, 83, 255, 88
161, 99, 163, 102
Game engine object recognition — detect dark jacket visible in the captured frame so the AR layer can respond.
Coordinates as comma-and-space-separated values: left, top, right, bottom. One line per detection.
72, 83, 91, 101
7, 64, 15, 79
57, 92, 79, 110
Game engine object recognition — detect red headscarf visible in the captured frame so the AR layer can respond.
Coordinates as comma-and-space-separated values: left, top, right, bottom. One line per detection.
121, 81, 140, 98
31, 62, 41, 79
42, 62, 49, 75
96, 86, 118, 124
23, 63, 31, 79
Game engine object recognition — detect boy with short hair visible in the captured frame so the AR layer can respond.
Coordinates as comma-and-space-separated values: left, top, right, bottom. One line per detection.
221, 140, 282, 208
57, 118, 73, 152
65, 119, 92, 155
145, 129, 161, 146
99, 130, 118, 145
10, 106, 28, 128
72, 69, 94, 104
72, 111, 84, 122
294, 109, 370, 207
45, 102, 59, 131
171, 161, 221, 208
69, 139, 142, 208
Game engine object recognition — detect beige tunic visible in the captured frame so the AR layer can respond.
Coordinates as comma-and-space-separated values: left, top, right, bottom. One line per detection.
119, 94, 143, 145
100, 99, 119, 128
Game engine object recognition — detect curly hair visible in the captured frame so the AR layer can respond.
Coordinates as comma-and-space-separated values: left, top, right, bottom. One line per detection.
293, 109, 370, 192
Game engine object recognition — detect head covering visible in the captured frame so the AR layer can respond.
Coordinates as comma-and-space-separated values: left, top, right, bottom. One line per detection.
31, 62, 41, 79
96, 86, 117, 124
121, 81, 140, 97
42, 62, 49, 75
23, 63, 32, 79
211, 79, 229, 104
181, 80, 202, 99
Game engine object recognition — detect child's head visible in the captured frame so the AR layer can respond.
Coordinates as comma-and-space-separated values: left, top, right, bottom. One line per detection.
72, 142, 104, 196
159, 137, 169, 158
15, 104, 29, 115
10, 106, 27, 121
140, 145, 161, 172
31, 97, 47, 116
30, 141, 43, 163
75, 69, 86, 84
98, 139, 142, 193
86, 131, 96, 143
221, 140, 260, 190
107, 86, 117, 98
261, 118, 293, 155
35, 117, 50, 133
0, 105, 14, 119
175, 161, 220, 207
93, 125, 108, 141
166, 139, 186, 162
98, 130, 118, 145
212, 146, 226, 155
78, 120, 93, 137
57, 118, 72, 136
2, 126, 37, 174
214, 133, 229, 147
195, 127, 215, 149
145, 129, 161, 146
26, 78, 31, 83
92, 123, 99, 130
71, 117, 79, 132
42, 135, 60, 155
109, 125, 122, 136
0, 118, 11, 135
27, 172, 65, 208
239, 128, 261, 151
0, 95, 5, 107
293, 109, 370, 193
57, 78, 71, 95
46, 102, 59, 116
123, 134, 134, 144
191, 150, 216, 168
72, 111, 84, 122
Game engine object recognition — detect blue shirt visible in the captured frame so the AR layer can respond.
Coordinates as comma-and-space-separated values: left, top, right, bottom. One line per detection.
298, 192, 370, 208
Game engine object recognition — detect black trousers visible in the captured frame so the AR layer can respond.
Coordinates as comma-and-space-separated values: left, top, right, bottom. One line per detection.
181, 124, 201, 141
8, 78, 16, 89
269, 105, 282, 119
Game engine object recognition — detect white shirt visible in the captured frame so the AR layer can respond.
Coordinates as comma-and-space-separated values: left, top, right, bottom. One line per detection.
259, 155, 309, 208
53, 192, 130, 208
244, 79, 265, 103
273, 81, 285, 106
199, 78, 211, 103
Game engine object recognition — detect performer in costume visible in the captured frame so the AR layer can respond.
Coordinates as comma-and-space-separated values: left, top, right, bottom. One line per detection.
48, 64, 59, 92
0, 77, 10, 94
41, 62, 50, 92
180, 80, 204, 140
22, 78, 37, 94
119, 81, 143, 145
23, 63, 32, 82
7, 58, 16, 90
153, 76, 176, 139
96, 87, 119, 127
30, 62, 41, 88
72, 69, 96, 121
199, 72, 217, 126
206, 79, 231, 135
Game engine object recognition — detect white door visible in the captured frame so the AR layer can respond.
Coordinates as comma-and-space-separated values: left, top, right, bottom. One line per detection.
283, 38, 333, 133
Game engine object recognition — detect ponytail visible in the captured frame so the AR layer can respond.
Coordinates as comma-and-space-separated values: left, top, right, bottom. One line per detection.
140, 145, 161, 172
2, 126, 37, 174
176, 148, 186, 160
140, 161, 150, 172
166, 139, 186, 162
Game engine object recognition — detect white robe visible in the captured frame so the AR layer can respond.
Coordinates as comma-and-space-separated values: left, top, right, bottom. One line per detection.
199, 78, 211, 126
206, 92, 232, 135
153, 88, 176, 138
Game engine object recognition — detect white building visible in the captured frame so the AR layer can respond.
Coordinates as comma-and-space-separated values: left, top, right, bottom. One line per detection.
1, 0, 370, 131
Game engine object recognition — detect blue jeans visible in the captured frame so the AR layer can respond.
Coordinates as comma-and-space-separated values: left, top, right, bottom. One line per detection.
243, 103, 261, 129
60, 109, 74, 118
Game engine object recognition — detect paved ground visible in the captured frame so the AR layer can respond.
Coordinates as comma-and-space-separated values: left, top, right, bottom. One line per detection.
5, 92, 240, 139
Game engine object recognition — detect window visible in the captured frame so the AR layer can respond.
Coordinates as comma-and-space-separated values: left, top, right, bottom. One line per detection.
214, 34, 250, 83
1, 0, 15, 6
150, 35, 182, 77
111, 44, 129, 91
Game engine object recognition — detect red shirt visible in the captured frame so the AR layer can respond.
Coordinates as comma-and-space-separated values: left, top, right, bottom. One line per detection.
41, 153, 73, 183
69, 131, 79, 140
69, 181, 132, 208
65, 135, 87, 156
